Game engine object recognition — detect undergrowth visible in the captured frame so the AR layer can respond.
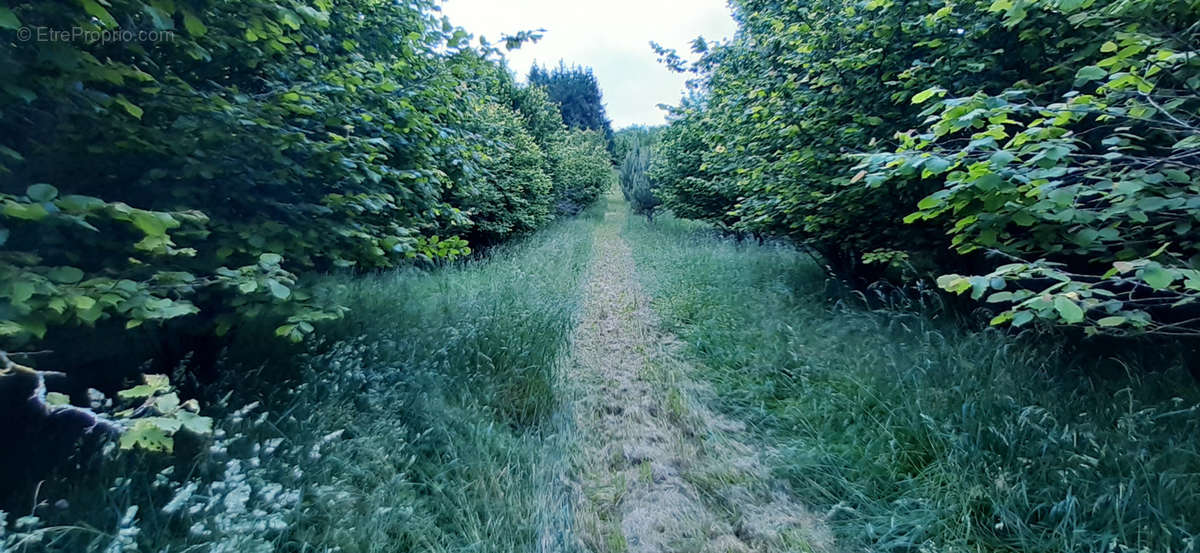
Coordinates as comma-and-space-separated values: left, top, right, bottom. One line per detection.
2, 204, 602, 552
622, 212, 1200, 553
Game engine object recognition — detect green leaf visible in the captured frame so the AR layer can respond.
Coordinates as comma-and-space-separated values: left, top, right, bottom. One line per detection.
0, 7, 20, 30
912, 87, 946, 104
119, 420, 174, 452
1097, 316, 1126, 327
266, 279, 291, 300
924, 157, 952, 174
10, 281, 36, 305
142, 5, 173, 30
1011, 310, 1034, 327
3, 201, 49, 221
81, 0, 118, 27
114, 96, 145, 119
1140, 265, 1174, 290
47, 266, 85, 284
26, 183, 59, 202
182, 10, 207, 36
117, 374, 171, 399
57, 194, 106, 212
130, 212, 172, 237
0, 321, 25, 336
917, 195, 943, 210
178, 411, 213, 435
154, 392, 180, 413
3, 84, 36, 103
1053, 296, 1084, 323
989, 151, 1015, 166
1074, 65, 1107, 83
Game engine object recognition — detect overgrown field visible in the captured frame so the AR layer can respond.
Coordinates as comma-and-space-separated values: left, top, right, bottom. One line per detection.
623, 213, 1200, 553
2, 206, 601, 552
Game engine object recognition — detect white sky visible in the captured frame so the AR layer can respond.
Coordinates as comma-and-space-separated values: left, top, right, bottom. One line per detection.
438, 0, 737, 129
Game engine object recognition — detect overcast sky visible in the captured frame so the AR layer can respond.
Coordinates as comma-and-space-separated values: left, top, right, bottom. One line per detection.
439, 0, 737, 129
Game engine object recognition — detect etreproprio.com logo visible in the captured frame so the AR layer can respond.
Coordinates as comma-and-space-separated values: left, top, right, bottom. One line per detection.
16, 26, 175, 45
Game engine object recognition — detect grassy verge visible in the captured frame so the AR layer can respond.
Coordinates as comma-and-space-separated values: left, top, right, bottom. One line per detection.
621, 212, 1200, 553
5, 205, 601, 552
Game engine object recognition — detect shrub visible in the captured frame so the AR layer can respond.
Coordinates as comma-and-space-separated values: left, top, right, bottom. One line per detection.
618, 130, 662, 220
448, 102, 553, 245
652, 0, 1200, 334
0, 0, 591, 355
649, 103, 742, 231
546, 130, 614, 215
863, 0, 1200, 337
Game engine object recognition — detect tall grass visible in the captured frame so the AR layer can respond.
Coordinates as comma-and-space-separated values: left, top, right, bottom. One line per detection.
621, 213, 1200, 553
4, 206, 601, 552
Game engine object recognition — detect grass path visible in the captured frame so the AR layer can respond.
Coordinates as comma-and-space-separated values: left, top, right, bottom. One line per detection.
564, 196, 832, 553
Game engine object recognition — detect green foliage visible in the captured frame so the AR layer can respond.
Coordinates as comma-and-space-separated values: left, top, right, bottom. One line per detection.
449, 102, 553, 245
617, 128, 662, 219
115, 374, 213, 453
612, 125, 660, 163
547, 130, 615, 215
864, 0, 1200, 336
653, 0, 1200, 334
0, 0, 608, 353
529, 62, 615, 153
624, 212, 1200, 553
5, 205, 601, 552
649, 106, 742, 229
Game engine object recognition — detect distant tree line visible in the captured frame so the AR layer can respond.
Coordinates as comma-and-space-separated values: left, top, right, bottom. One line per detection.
529, 62, 615, 156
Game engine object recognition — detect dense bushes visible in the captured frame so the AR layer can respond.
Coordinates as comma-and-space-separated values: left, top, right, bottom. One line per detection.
651, 109, 742, 229
547, 130, 615, 215
617, 127, 662, 220
448, 101, 553, 245
0, 1, 612, 356
652, 0, 1200, 336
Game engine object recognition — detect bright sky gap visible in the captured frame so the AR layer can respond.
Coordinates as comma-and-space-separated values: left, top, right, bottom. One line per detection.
439, 0, 737, 129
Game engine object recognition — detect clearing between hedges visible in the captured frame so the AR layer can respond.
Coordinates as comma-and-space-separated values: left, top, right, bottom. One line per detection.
563, 195, 833, 553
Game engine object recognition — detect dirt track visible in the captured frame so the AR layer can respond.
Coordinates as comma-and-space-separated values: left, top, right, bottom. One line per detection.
564, 201, 833, 553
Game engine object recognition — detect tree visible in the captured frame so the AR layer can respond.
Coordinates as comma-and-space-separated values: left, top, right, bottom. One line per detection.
0, 0, 610, 367
529, 62, 615, 153
618, 128, 662, 221
652, 0, 1200, 337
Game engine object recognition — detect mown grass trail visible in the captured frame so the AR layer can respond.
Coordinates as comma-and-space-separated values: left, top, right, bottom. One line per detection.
565, 194, 830, 553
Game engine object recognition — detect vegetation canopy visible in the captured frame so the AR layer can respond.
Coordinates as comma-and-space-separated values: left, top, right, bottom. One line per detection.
652, 0, 1200, 338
